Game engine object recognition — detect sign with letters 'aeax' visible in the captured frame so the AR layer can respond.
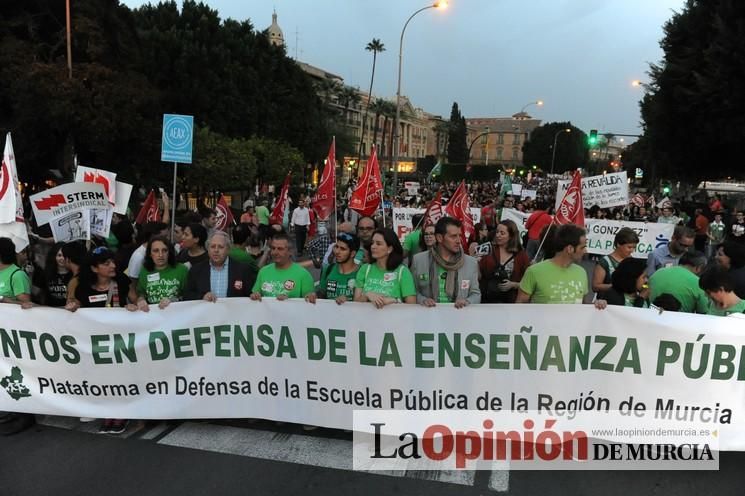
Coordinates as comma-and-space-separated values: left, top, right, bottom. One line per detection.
161, 114, 194, 164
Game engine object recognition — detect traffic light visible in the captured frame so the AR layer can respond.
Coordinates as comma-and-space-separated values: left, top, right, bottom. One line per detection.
662, 185, 671, 195
588, 129, 598, 146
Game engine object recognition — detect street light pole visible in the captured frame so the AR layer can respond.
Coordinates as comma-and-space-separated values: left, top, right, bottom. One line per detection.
392, 1, 446, 194
66, 0, 72, 79
550, 128, 571, 175
519, 100, 544, 114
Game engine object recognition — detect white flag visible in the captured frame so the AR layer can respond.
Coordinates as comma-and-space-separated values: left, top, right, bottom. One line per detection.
0, 133, 29, 251
0, 133, 19, 223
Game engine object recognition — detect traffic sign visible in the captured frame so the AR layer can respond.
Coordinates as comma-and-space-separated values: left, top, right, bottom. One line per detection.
161, 114, 194, 164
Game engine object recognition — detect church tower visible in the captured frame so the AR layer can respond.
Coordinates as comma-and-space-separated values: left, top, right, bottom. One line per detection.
267, 10, 284, 47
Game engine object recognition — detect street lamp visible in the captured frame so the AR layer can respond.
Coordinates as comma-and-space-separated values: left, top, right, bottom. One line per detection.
549, 128, 571, 174
392, 1, 447, 192
519, 100, 544, 114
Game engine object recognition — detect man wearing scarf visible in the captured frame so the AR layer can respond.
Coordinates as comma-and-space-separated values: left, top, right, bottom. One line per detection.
411, 217, 481, 308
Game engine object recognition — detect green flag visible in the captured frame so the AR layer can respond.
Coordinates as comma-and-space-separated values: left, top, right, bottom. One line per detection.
500, 175, 512, 198
428, 160, 442, 180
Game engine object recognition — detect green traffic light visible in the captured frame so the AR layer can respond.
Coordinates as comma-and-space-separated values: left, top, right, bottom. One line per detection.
588, 129, 598, 146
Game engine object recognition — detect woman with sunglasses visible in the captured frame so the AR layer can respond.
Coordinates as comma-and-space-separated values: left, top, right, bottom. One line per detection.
65, 247, 135, 435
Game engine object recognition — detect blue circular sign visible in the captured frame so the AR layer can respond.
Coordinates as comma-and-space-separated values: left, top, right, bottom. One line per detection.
163, 116, 193, 150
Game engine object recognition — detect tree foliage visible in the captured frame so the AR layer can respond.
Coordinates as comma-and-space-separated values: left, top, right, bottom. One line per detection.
0, 0, 332, 190
640, 0, 745, 182
522, 122, 589, 173
447, 102, 468, 165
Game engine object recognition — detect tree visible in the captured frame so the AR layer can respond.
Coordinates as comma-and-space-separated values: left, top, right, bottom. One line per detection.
521, 122, 589, 173
358, 38, 385, 163
447, 102, 468, 164
640, 0, 745, 183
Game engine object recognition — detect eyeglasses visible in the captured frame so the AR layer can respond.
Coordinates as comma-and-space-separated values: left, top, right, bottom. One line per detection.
424, 232, 436, 237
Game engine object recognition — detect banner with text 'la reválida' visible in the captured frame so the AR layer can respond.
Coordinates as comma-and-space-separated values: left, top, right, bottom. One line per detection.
1, 300, 744, 449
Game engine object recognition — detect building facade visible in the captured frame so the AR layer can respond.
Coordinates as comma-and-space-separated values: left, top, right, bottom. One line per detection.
465, 113, 542, 168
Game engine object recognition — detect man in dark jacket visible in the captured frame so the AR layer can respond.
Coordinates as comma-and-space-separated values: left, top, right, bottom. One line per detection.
185, 231, 256, 301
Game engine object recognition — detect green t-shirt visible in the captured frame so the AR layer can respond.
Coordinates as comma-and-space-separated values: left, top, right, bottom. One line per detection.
415, 265, 450, 303
707, 298, 745, 317
317, 264, 359, 299
518, 260, 588, 304
137, 264, 189, 304
256, 205, 270, 225
229, 247, 258, 272
252, 263, 314, 297
649, 266, 709, 314
0, 265, 30, 298
403, 229, 422, 255
355, 263, 416, 300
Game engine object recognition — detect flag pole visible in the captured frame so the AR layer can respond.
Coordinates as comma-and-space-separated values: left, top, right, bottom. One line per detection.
170, 162, 178, 242
531, 216, 556, 264
333, 136, 338, 240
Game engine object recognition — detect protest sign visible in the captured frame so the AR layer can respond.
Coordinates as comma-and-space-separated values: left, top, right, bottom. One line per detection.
30, 183, 110, 226
49, 209, 90, 242
404, 181, 420, 196
510, 184, 523, 196
1, 300, 744, 451
521, 189, 537, 200
393, 207, 481, 241
500, 209, 675, 258
555, 171, 629, 210
75, 166, 117, 205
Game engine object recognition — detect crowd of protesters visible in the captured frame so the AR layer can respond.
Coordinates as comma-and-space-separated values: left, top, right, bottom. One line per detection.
2, 175, 745, 435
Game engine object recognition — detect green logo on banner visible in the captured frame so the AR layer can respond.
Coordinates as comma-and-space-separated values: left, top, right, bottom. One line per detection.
1, 367, 31, 401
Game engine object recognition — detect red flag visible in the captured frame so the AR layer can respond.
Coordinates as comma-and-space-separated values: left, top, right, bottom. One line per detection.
555, 170, 585, 226
443, 181, 474, 247
312, 138, 336, 221
631, 193, 645, 208
349, 145, 383, 217
135, 190, 160, 224
423, 191, 443, 228
270, 173, 292, 225
214, 194, 235, 232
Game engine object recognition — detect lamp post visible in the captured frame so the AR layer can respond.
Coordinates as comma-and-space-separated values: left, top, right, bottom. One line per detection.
392, 1, 447, 193
66, 0, 72, 79
519, 100, 544, 114
550, 128, 571, 174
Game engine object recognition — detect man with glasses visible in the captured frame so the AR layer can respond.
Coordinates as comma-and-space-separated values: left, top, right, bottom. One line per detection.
355, 216, 377, 264
647, 225, 696, 276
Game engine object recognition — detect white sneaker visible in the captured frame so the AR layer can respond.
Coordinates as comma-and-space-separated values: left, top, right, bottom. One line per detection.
79, 417, 96, 422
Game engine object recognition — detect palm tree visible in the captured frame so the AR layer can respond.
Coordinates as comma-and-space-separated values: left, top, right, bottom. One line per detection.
357, 39, 386, 167
369, 98, 387, 151
378, 100, 397, 166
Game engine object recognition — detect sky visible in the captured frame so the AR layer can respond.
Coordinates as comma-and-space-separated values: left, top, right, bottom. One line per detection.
120, 0, 686, 140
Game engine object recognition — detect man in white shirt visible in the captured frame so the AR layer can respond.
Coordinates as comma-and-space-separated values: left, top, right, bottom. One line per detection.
291, 199, 311, 256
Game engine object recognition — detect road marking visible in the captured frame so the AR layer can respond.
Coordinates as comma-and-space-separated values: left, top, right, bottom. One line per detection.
158, 422, 502, 488
36, 416, 510, 492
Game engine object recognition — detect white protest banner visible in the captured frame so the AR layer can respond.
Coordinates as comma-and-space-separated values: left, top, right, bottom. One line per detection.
393, 207, 481, 241
585, 219, 675, 258
90, 208, 114, 239
75, 166, 117, 205
114, 181, 133, 215
555, 171, 629, 210
521, 189, 537, 200
1, 300, 744, 450
510, 184, 523, 196
500, 209, 676, 258
404, 181, 420, 196
49, 209, 91, 243
30, 182, 110, 226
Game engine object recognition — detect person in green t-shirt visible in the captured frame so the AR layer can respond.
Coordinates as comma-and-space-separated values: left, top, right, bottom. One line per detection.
250, 233, 314, 300
256, 200, 270, 226
699, 265, 745, 317
312, 232, 360, 304
354, 228, 416, 308
0, 237, 32, 309
648, 251, 709, 314
403, 214, 424, 264
229, 223, 259, 272
130, 236, 188, 311
517, 224, 589, 304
